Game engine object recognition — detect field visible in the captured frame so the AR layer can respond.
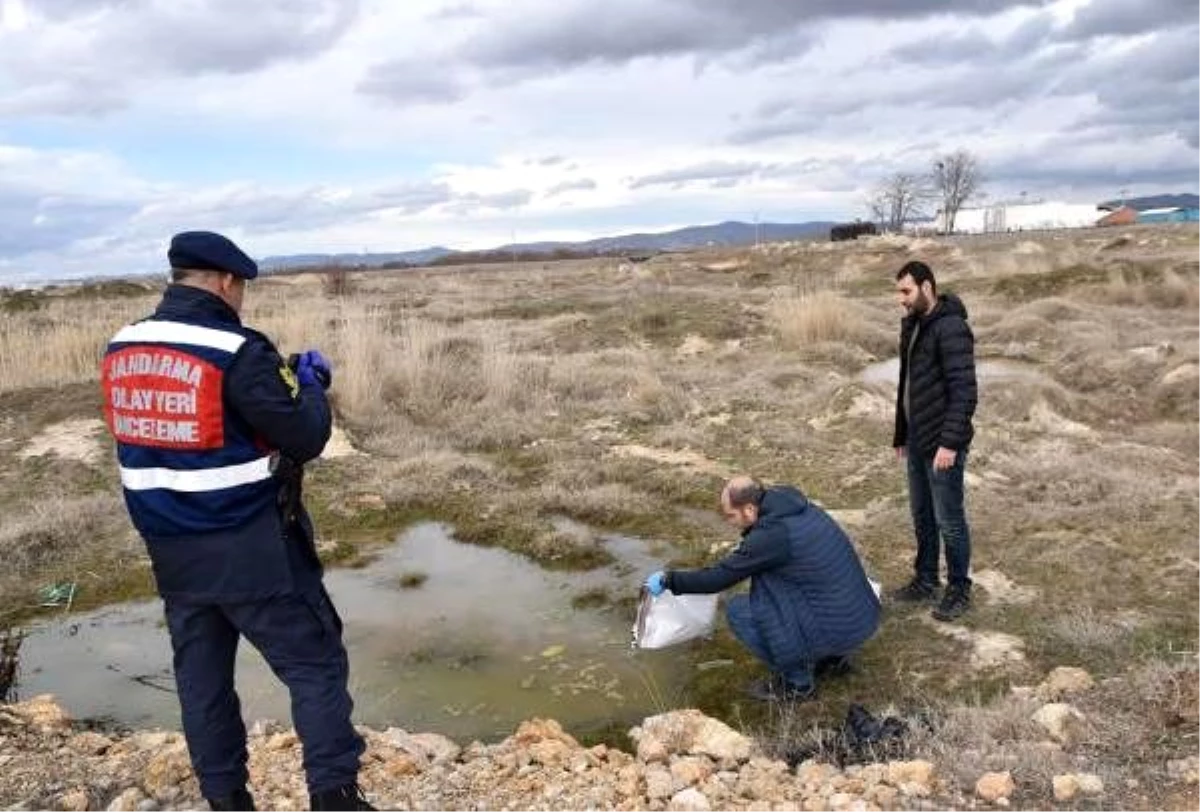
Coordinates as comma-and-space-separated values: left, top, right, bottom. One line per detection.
1, 224, 1197, 808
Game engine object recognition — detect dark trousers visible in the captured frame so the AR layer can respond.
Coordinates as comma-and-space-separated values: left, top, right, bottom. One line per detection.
906, 445, 972, 588
725, 595, 815, 691
164, 585, 364, 798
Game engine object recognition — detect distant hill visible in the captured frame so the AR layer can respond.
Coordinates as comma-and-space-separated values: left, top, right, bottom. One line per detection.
1097, 193, 1199, 212
260, 220, 836, 271
260, 246, 454, 271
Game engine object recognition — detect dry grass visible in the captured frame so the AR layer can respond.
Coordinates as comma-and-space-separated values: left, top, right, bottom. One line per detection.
1091, 266, 1200, 309
768, 290, 869, 348
0, 296, 155, 391
0, 224, 1196, 808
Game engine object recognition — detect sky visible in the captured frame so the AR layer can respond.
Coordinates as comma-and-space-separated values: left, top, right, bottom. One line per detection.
0, 0, 1196, 283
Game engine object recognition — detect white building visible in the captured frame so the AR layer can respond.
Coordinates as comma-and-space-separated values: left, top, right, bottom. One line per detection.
939, 201, 1102, 234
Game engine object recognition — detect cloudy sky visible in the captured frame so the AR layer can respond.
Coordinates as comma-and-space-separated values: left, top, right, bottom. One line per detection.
0, 0, 1196, 282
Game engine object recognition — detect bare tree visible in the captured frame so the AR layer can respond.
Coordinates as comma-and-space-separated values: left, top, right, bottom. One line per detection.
932, 150, 982, 234
868, 172, 930, 232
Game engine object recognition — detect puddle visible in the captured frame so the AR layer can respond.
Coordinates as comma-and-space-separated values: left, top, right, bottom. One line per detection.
14, 523, 689, 742
858, 357, 1051, 387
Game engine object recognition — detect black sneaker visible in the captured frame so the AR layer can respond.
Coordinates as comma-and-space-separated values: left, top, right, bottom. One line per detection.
815, 655, 856, 679
310, 784, 375, 811
890, 578, 940, 603
742, 676, 816, 703
932, 584, 971, 621
207, 788, 255, 811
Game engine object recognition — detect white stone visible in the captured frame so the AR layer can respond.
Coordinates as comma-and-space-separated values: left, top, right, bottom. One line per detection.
668, 787, 711, 811
1031, 703, 1087, 746
975, 771, 1015, 802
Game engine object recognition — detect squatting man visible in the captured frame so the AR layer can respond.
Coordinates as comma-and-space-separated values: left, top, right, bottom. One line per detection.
645, 476, 881, 701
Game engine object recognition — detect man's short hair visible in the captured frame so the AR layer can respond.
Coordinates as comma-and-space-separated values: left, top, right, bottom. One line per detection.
897, 260, 936, 293
726, 478, 765, 508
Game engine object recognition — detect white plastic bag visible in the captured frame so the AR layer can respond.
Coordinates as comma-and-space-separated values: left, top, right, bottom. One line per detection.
632, 590, 719, 650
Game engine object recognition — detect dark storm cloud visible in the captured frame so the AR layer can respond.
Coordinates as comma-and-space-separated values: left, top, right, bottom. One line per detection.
544, 178, 597, 197
0, 186, 141, 256
1060, 0, 1198, 39
107, 0, 361, 75
359, 0, 1055, 104
465, 0, 1056, 71
357, 63, 469, 104
628, 161, 762, 189
886, 14, 1057, 66
2, 0, 360, 118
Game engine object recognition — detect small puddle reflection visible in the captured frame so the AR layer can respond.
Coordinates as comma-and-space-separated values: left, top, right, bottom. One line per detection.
16, 523, 688, 742
859, 357, 1051, 386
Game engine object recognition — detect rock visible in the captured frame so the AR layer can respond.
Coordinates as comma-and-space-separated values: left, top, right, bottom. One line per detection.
1129, 343, 1174, 361
529, 738, 573, 767
247, 719, 283, 737
645, 765, 675, 800
407, 732, 461, 764
1168, 755, 1200, 784
141, 747, 194, 800
670, 756, 713, 789
886, 759, 935, 793
1052, 771, 1103, 799
1161, 364, 1198, 387
106, 788, 147, 811
636, 734, 670, 764
512, 718, 579, 748
975, 771, 1015, 802
668, 787, 711, 811
56, 788, 91, 811
797, 760, 837, 788
616, 763, 642, 797
1031, 703, 1087, 746
128, 732, 175, 751
14, 694, 73, 733
264, 730, 299, 751
632, 710, 753, 763
1036, 667, 1095, 701
68, 731, 114, 756
1052, 774, 1079, 801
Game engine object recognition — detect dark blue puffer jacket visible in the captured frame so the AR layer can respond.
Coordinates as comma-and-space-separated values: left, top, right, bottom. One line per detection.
668, 487, 881, 669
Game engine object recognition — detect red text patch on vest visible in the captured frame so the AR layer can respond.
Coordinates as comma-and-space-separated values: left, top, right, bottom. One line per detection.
103, 347, 224, 449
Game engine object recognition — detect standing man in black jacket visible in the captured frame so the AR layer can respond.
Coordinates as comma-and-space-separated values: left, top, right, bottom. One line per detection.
891, 261, 978, 621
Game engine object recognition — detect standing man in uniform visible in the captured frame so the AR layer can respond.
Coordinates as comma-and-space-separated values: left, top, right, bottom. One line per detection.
890, 260, 978, 622
101, 231, 373, 811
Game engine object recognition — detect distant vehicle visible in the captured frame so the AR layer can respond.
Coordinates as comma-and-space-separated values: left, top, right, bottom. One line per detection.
830, 222, 878, 241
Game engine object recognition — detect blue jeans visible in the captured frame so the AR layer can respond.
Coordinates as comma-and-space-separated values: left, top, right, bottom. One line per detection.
725, 595, 814, 691
906, 445, 972, 588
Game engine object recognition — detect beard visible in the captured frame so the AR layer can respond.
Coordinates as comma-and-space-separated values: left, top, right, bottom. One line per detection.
907, 290, 934, 316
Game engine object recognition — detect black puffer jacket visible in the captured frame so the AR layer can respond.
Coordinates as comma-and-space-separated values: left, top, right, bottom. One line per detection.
892, 293, 977, 457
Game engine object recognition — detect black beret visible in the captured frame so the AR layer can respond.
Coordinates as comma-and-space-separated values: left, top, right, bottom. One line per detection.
168, 231, 258, 280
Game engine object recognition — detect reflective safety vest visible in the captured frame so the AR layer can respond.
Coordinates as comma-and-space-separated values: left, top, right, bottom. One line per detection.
102, 318, 276, 539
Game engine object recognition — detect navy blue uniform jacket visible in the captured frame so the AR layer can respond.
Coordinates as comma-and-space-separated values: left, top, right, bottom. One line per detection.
145, 285, 331, 602
668, 487, 881, 670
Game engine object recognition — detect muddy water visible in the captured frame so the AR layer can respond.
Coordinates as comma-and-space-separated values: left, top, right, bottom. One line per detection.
16, 523, 691, 742
858, 357, 1051, 386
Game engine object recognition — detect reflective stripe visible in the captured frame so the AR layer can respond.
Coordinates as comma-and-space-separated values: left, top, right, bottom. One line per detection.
120, 456, 273, 492
112, 320, 246, 353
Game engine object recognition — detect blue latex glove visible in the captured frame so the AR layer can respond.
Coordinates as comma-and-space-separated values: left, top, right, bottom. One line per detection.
645, 571, 667, 597
295, 349, 332, 389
